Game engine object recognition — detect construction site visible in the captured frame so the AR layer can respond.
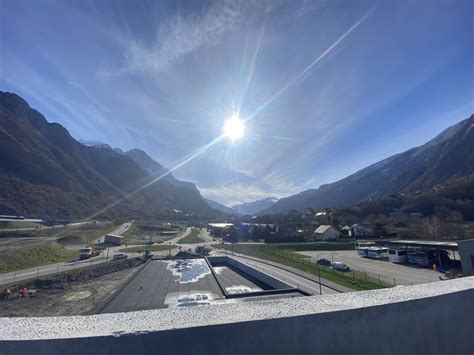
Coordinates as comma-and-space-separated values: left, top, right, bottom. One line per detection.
0, 252, 311, 317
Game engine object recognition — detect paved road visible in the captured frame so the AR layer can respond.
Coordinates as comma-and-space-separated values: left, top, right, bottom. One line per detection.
94, 221, 133, 244
217, 252, 341, 295
0, 221, 99, 233
0, 222, 134, 286
297, 250, 442, 286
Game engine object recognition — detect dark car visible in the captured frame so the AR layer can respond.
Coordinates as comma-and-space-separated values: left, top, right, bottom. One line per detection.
317, 258, 331, 267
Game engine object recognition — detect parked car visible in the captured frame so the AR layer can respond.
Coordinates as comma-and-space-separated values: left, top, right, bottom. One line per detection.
317, 258, 331, 267
332, 262, 350, 271
113, 253, 128, 260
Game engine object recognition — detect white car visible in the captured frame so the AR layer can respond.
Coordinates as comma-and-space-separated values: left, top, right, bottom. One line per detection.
113, 253, 128, 260
332, 262, 350, 272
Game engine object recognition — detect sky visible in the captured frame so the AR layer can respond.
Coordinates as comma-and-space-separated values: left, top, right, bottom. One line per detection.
1, 0, 473, 206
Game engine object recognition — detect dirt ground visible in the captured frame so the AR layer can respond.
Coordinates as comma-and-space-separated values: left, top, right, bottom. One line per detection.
0, 261, 144, 317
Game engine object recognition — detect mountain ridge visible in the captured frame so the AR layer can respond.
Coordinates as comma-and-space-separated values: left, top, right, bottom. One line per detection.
232, 197, 278, 215
265, 115, 474, 214
0, 91, 219, 219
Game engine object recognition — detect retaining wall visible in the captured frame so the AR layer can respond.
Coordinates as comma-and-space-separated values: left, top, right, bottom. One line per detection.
208, 255, 291, 290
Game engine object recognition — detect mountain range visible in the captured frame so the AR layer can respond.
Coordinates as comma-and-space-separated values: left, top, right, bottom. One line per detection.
231, 197, 279, 215
0, 91, 218, 219
2, 90, 472, 220
265, 114, 474, 214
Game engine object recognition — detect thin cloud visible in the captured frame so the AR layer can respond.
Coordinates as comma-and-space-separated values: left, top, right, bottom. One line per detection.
123, 1, 243, 74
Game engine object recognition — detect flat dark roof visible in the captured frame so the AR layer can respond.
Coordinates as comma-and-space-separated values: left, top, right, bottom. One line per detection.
385, 240, 458, 250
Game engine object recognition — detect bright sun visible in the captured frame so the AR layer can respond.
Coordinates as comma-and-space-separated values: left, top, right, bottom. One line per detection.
222, 115, 245, 143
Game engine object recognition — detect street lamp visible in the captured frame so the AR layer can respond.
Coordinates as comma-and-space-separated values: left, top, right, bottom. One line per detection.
316, 253, 325, 295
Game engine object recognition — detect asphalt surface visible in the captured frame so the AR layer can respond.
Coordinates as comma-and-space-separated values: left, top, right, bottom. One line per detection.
226, 254, 341, 295
99, 259, 224, 313
213, 265, 264, 294
98, 256, 317, 314
297, 250, 442, 286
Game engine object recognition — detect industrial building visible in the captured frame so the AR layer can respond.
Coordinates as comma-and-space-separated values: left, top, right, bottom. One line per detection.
104, 234, 124, 246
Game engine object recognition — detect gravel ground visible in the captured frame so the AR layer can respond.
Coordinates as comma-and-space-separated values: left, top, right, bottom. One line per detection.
0, 262, 144, 317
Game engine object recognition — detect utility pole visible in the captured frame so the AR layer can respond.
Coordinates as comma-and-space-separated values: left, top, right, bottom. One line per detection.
316, 253, 323, 295
318, 263, 322, 295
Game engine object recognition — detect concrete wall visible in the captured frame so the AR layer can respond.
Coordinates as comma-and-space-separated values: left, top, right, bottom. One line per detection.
1, 277, 474, 355
458, 239, 474, 276
208, 255, 291, 290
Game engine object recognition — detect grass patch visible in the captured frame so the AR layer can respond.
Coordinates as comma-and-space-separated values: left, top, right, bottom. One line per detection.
0, 221, 41, 229
464, 222, 474, 238
217, 243, 389, 291
122, 224, 180, 245
56, 224, 120, 247
0, 243, 78, 273
119, 244, 175, 253
178, 228, 204, 244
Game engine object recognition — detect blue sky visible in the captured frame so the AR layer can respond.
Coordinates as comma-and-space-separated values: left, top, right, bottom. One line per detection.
1, 0, 472, 206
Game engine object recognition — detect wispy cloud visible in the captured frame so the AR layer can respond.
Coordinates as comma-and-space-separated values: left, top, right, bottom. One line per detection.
123, 1, 244, 74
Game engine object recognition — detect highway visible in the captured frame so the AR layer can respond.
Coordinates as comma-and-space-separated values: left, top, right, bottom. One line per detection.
0, 220, 102, 233
0, 222, 134, 286
228, 254, 339, 295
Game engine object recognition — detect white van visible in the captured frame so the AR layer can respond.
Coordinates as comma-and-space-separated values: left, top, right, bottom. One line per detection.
79, 247, 93, 260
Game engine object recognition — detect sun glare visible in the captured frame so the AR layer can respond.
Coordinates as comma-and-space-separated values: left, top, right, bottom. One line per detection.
222, 115, 245, 143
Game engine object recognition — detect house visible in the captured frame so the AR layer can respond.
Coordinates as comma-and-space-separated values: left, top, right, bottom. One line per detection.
313, 225, 340, 241
340, 226, 352, 237
314, 211, 329, 224
351, 224, 375, 237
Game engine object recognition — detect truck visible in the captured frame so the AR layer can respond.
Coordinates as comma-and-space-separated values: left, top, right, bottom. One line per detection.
79, 247, 100, 260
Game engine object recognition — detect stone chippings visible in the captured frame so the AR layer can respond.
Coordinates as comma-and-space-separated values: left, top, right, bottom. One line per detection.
1, 276, 473, 341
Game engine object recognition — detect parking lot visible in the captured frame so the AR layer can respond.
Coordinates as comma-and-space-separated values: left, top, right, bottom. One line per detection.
296, 250, 442, 286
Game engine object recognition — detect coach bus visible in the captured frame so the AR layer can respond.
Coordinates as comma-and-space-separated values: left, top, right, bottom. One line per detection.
388, 249, 408, 263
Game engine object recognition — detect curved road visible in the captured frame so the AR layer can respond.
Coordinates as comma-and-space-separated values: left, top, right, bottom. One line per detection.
0, 222, 133, 286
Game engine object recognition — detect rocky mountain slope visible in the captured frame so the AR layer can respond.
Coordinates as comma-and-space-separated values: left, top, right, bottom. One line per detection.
232, 197, 279, 215
265, 115, 474, 214
204, 198, 236, 215
0, 91, 218, 219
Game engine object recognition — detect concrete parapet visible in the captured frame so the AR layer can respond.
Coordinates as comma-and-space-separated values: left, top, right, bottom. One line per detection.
1, 277, 473, 355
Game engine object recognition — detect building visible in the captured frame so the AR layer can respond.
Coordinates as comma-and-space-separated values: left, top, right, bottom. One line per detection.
351, 224, 375, 237
104, 234, 124, 245
313, 211, 329, 224
455, 239, 474, 276
313, 225, 340, 240
340, 226, 353, 237
303, 207, 315, 216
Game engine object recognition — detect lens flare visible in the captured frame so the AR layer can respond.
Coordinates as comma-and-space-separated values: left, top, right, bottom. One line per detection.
222, 115, 245, 142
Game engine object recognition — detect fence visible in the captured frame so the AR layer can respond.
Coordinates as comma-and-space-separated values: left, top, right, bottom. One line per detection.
260, 246, 397, 289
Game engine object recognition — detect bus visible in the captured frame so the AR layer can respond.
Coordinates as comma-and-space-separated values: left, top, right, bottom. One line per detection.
416, 251, 430, 267
356, 242, 375, 257
388, 249, 408, 263
417, 249, 450, 268
407, 250, 419, 264
357, 247, 370, 257
367, 247, 389, 259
